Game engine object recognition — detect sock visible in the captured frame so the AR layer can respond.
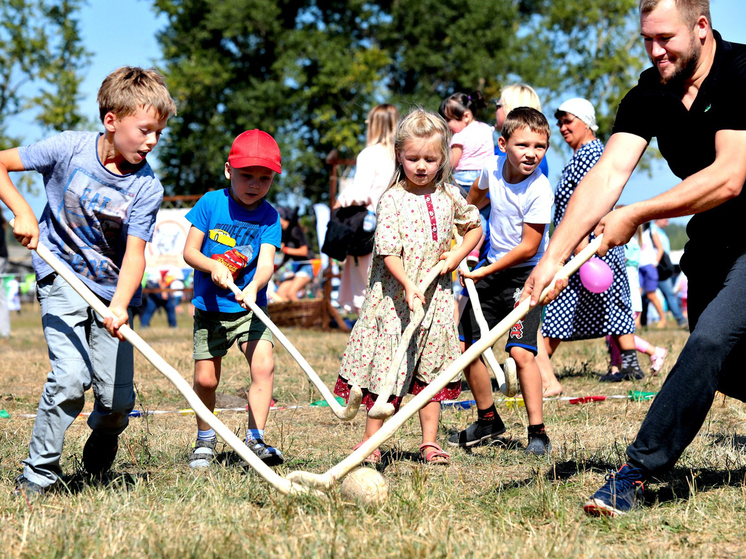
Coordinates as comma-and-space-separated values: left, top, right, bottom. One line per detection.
621, 349, 641, 370
197, 428, 216, 441
477, 404, 497, 424
247, 428, 264, 443
634, 336, 651, 353
606, 335, 622, 367
528, 423, 546, 437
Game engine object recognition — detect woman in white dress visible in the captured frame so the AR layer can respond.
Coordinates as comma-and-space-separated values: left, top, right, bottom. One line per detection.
334, 104, 399, 313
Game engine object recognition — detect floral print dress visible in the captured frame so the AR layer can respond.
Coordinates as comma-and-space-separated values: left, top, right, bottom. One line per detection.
334, 181, 480, 410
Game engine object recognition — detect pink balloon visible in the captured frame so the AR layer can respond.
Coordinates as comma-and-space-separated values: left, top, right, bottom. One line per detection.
579, 257, 613, 293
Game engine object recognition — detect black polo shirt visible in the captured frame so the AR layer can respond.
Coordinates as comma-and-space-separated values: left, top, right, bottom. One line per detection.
613, 31, 746, 250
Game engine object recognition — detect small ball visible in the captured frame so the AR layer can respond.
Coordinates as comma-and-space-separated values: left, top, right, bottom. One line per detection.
340, 467, 389, 507
579, 257, 613, 293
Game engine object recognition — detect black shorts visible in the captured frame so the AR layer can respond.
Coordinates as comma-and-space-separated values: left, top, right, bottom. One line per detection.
458, 266, 541, 354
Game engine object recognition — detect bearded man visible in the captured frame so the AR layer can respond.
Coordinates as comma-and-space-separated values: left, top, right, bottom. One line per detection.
522, 0, 746, 516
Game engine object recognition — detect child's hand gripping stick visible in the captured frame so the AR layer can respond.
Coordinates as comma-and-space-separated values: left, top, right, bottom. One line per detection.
454, 231, 518, 397
225, 279, 362, 420
368, 261, 445, 420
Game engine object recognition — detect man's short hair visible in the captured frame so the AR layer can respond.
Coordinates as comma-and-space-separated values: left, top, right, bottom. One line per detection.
501, 107, 551, 143
639, 0, 711, 29
97, 66, 177, 123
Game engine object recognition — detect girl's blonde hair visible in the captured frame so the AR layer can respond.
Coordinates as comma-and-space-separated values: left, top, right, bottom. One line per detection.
389, 108, 452, 191
499, 83, 542, 115
366, 104, 399, 149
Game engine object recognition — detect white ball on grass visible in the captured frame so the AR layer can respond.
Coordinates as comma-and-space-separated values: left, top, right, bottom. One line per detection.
340, 467, 389, 507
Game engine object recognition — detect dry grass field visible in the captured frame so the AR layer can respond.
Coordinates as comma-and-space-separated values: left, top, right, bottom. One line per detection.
1, 303, 745, 558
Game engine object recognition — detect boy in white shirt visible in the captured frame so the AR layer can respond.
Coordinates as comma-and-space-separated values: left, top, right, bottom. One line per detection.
450, 107, 555, 455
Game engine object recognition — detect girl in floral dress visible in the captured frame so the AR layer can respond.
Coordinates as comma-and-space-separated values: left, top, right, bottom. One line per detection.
334, 109, 482, 465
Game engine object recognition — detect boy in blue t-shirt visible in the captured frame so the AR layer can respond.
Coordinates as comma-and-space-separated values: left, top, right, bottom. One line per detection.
2, 67, 177, 497
183, 130, 284, 468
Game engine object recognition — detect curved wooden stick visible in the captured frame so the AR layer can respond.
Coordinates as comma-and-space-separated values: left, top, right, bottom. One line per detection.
28, 236, 315, 496
458, 259, 520, 397
367, 262, 444, 419
226, 280, 362, 420
286, 236, 604, 490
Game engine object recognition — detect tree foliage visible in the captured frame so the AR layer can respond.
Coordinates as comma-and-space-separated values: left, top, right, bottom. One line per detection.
153, 0, 648, 205
0, 0, 91, 150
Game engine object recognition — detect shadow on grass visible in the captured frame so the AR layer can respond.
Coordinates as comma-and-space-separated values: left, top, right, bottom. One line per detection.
544, 457, 746, 507
54, 470, 150, 496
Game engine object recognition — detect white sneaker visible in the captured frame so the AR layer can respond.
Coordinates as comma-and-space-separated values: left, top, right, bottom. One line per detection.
650, 347, 668, 374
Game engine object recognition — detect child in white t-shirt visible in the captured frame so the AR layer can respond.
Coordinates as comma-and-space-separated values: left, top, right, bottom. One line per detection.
451, 107, 555, 456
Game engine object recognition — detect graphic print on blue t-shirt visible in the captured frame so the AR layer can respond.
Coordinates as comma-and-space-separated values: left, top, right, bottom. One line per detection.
56, 167, 133, 285
186, 190, 281, 312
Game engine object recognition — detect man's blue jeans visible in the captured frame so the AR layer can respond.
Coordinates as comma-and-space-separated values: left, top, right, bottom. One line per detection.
658, 275, 686, 326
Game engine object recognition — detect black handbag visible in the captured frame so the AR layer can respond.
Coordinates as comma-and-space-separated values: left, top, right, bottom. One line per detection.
657, 252, 675, 281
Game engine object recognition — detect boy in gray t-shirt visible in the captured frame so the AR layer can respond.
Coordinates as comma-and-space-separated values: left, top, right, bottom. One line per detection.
1, 67, 177, 497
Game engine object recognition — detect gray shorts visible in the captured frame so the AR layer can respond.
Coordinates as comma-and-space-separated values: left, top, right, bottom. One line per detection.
193, 307, 273, 360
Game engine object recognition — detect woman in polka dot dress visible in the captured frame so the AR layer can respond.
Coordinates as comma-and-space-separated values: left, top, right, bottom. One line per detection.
334, 109, 481, 464
541, 99, 644, 381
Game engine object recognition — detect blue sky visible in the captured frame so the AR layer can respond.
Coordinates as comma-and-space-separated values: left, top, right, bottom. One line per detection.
14, 0, 746, 219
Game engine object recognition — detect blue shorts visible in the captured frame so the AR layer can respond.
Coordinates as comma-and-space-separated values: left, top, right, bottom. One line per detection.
291, 262, 314, 278
638, 264, 659, 293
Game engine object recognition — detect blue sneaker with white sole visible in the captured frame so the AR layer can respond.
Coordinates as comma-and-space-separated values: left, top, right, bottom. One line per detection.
583, 463, 646, 516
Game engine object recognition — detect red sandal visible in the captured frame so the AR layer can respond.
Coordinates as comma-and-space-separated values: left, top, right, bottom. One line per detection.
420, 442, 450, 465
353, 441, 382, 464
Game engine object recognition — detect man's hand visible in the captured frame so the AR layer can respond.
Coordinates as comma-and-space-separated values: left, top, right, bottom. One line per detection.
593, 206, 638, 256
521, 256, 566, 307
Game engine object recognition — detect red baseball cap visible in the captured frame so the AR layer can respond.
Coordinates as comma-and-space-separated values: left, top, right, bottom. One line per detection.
228, 129, 282, 174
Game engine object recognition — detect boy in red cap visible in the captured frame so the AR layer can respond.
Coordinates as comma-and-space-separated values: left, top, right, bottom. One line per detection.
183, 129, 284, 467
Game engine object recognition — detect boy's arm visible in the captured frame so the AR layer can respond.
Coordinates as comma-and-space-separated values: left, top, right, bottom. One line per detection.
462, 222, 545, 282
105, 235, 147, 339
236, 243, 276, 308
183, 225, 233, 289
465, 177, 487, 209
439, 224, 482, 274
0, 148, 39, 248
281, 244, 308, 258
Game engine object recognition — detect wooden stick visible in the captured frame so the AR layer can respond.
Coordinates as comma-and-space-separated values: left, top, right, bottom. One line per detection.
458, 259, 521, 396
368, 262, 445, 419
226, 280, 362, 420
28, 236, 314, 495
286, 236, 603, 490
452, 229, 517, 396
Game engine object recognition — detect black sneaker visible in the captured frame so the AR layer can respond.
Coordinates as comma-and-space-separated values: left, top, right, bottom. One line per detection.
247, 438, 284, 466
583, 463, 646, 516
525, 433, 552, 456
447, 417, 506, 447
189, 438, 217, 469
83, 431, 119, 475
599, 366, 645, 382
14, 474, 47, 499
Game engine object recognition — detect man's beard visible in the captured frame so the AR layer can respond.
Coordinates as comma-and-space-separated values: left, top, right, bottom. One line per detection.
656, 34, 701, 88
